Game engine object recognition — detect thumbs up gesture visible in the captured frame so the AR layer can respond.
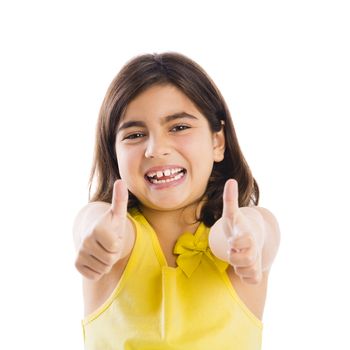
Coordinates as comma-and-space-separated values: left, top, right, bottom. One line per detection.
221, 179, 264, 284
75, 180, 130, 281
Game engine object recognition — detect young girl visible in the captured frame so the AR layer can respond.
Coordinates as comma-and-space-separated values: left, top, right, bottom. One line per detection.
73, 52, 280, 350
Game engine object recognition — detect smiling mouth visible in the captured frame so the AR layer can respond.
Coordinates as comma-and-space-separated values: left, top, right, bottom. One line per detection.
145, 167, 187, 184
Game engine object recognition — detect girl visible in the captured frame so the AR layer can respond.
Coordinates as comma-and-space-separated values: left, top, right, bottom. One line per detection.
73, 52, 280, 350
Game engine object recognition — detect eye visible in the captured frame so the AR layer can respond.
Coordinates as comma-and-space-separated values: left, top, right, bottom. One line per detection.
170, 124, 191, 132
123, 132, 145, 140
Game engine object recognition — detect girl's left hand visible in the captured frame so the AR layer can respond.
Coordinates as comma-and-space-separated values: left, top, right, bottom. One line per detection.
221, 179, 264, 284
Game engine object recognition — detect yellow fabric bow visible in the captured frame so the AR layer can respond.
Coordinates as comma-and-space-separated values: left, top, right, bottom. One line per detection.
173, 228, 229, 278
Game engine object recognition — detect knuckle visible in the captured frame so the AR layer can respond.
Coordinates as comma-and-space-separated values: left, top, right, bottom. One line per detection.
248, 277, 256, 284
232, 254, 250, 267
246, 234, 255, 245
74, 254, 102, 280
250, 265, 259, 275
105, 254, 116, 265
90, 225, 105, 240
103, 265, 112, 274
228, 251, 237, 265
74, 257, 81, 269
93, 263, 105, 274
108, 241, 119, 252
83, 266, 102, 281
244, 257, 253, 266
82, 269, 93, 279
75, 260, 83, 273
230, 256, 239, 266
245, 252, 256, 266
86, 271, 101, 281
234, 266, 244, 278
249, 275, 261, 284
75, 252, 87, 267
96, 233, 119, 253
249, 267, 262, 280
81, 237, 92, 252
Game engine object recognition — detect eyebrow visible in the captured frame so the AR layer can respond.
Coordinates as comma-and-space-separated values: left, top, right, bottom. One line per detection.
117, 112, 198, 133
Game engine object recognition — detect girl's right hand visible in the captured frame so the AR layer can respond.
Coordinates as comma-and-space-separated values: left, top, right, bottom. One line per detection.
75, 180, 129, 281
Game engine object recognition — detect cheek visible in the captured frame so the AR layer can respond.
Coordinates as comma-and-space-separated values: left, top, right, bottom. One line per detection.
116, 146, 140, 177
178, 138, 214, 181
178, 134, 214, 160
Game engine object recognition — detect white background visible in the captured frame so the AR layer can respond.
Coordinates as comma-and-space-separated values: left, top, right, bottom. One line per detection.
1, 0, 349, 349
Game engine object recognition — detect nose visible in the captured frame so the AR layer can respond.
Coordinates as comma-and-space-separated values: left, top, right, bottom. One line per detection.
144, 134, 171, 158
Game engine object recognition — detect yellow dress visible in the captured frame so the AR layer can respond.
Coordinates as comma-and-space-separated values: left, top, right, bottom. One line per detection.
82, 208, 263, 349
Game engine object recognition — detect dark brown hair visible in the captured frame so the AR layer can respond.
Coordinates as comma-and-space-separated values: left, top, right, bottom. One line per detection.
88, 52, 259, 227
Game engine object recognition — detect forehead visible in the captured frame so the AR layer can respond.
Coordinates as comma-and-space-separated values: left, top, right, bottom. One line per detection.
122, 84, 202, 122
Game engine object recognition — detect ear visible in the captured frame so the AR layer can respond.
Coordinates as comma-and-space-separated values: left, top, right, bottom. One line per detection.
212, 126, 225, 162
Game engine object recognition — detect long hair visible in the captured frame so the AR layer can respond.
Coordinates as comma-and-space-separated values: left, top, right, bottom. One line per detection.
88, 52, 259, 227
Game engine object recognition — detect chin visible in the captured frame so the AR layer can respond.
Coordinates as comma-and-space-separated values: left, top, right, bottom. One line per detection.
141, 195, 203, 213
142, 202, 187, 212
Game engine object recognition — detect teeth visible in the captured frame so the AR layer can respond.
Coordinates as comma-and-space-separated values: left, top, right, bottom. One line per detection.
149, 171, 185, 184
146, 167, 184, 179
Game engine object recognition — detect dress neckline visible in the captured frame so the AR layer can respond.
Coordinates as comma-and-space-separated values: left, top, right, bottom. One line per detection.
129, 207, 228, 277
129, 207, 204, 266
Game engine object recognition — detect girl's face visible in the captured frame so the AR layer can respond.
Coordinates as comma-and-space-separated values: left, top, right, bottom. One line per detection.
115, 84, 225, 212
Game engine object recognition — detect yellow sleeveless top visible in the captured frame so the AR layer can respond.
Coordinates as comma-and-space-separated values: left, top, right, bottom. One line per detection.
82, 208, 263, 349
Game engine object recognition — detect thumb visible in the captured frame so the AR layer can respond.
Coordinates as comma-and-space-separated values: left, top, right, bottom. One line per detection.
222, 179, 239, 219
111, 179, 129, 219
222, 179, 240, 239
